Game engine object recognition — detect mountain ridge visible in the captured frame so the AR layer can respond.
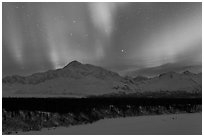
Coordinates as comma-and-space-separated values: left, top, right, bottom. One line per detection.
2, 60, 202, 97
125, 63, 202, 77
3, 61, 122, 85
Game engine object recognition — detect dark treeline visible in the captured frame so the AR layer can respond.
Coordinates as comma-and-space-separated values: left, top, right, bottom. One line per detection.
3, 97, 202, 113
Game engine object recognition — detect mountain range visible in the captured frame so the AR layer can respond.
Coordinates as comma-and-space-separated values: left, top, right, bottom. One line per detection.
125, 63, 201, 77
2, 61, 202, 97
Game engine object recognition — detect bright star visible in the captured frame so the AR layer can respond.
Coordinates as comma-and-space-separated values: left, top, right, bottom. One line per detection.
73, 20, 76, 23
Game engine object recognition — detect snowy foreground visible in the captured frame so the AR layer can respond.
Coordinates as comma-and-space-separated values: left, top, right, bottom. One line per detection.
17, 113, 201, 135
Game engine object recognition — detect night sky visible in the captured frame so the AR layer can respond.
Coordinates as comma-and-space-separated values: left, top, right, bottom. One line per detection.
2, 2, 202, 76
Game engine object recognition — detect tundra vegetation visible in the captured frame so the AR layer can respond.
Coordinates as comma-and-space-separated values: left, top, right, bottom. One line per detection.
2, 97, 201, 134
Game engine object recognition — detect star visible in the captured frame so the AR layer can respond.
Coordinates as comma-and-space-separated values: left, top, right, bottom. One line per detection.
70, 33, 73, 36
145, 16, 150, 20
54, 17, 57, 21
36, 23, 40, 27
26, 14, 30, 17
73, 20, 76, 23
121, 49, 124, 53
84, 34, 89, 37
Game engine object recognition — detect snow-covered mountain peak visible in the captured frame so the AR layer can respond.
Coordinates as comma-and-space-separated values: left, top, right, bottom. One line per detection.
63, 60, 82, 69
